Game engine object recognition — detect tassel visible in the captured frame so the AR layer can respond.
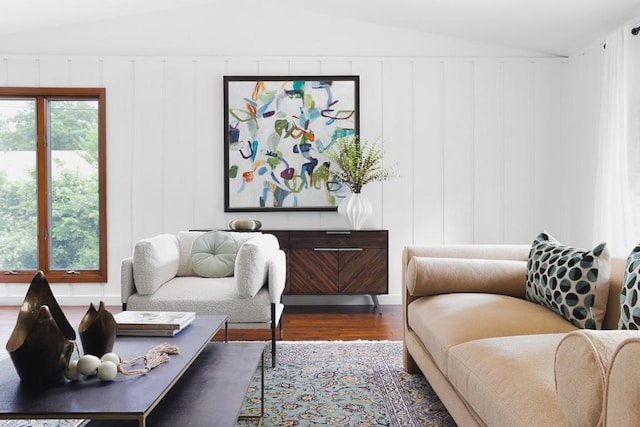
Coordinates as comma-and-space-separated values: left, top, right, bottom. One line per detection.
119, 343, 180, 376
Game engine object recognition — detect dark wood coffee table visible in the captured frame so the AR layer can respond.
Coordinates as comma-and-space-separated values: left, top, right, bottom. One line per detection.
0, 315, 265, 427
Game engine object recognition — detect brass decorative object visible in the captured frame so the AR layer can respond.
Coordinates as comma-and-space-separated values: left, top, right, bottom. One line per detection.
79, 301, 117, 357
5, 271, 76, 389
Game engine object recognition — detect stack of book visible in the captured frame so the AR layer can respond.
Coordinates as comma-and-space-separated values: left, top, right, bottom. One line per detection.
113, 311, 196, 336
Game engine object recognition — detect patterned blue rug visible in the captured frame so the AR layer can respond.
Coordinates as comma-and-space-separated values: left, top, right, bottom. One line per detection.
236, 341, 456, 427
0, 341, 455, 427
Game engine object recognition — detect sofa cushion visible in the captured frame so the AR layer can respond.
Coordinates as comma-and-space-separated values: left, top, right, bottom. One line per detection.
125, 276, 278, 324
132, 234, 180, 295
447, 333, 567, 427
235, 233, 280, 298
525, 232, 611, 329
191, 231, 238, 278
407, 293, 577, 375
618, 244, 640, 329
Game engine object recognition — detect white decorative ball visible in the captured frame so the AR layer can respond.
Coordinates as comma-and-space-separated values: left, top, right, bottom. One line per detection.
64, 359, 83, 381
77, 354, 101, 376
100, 352, 120, 365
97, 361, 118, 381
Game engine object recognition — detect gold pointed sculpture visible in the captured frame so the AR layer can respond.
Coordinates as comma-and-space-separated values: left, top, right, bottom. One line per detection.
5, 271, 76, 390
79, 301, 117, 357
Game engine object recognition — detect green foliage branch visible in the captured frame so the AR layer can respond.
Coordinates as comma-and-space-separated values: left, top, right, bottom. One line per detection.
325, 135, 396, 194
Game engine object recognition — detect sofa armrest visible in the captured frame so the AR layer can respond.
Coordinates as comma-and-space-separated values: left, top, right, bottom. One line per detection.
121, 257, 135, 305
554, 330, 640, 427
268, 249, 286, 304
605, 333, 640, 427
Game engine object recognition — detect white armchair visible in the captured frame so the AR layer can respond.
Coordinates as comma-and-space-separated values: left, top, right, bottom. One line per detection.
121, 231, 286, 366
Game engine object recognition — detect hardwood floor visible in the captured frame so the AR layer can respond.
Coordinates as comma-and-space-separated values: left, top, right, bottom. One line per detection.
0, 304, 403, 352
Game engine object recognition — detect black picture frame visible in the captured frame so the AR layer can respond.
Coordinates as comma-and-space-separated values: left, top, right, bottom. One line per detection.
224, 75, 360, 212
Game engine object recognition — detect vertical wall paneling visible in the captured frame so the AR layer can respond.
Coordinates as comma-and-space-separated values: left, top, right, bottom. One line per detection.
381, 61, 414, 298
443, 62, 475, 244
0, 58, 8, 85
412, 61, 445, 244
131, 60, 165, 241
502, 62, 535, 243
316, 61, 358, 229
288, 61, 322, 76
225, 61, 260, 75
350, 60, 384, 232
102, 58, 135, 299
560, 48, 602, 247
0, 54, 577, 305
6, 57, 38, 86
473, 62, 504, 243
38, 57, 71, 86
70, 58, 101, 87
532, 62, 563, 238
193, 59, 225, 229
320, 61, 352, 76
256, 61, 290, 76
162, 59, 197, 233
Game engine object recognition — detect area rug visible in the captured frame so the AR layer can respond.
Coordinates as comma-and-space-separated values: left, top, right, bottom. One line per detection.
0, 341, 456, 427
236, 340, 456, 427
0, 422, 83, 427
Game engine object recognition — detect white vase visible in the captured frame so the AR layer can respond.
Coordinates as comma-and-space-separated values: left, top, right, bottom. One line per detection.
338, 193, 372, 230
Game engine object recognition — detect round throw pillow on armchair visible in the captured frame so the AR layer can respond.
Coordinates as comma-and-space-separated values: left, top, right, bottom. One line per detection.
190, 230, 239, 278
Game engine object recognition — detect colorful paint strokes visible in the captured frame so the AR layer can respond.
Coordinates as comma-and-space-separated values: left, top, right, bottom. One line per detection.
224, 76, 359, 212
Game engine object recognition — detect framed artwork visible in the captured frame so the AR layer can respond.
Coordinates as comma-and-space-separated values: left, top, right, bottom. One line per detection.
224, 75, 360, 212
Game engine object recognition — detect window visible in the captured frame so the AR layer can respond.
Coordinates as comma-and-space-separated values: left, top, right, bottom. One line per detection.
0, 87, 107, 283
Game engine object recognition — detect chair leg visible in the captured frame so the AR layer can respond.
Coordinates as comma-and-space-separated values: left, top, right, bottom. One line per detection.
279, 311, 284, 340
225, 321, 229, 342
271, 303, 277, 368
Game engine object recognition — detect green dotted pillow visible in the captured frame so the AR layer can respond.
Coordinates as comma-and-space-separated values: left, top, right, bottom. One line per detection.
619, 245, 640, 329
190, 231, 239, 278
525, 232, 611, 329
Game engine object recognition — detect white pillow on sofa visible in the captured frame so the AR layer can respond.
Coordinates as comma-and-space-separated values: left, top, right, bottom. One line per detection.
235, 233, 279, 298
133, 234, 180, 295
176, 231, 204, 276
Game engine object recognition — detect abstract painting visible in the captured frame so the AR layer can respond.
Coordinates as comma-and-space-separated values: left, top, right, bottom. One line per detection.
224, 76, 359, 212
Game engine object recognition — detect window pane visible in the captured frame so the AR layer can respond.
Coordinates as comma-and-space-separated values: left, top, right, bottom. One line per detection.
48, 100, 100, 270
0, 99, 38, 270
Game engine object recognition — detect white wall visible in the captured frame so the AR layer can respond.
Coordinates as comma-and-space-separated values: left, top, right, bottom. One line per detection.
0, 9, 605, 306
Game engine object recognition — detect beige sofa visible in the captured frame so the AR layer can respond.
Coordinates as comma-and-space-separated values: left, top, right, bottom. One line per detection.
402, 244, 640, 427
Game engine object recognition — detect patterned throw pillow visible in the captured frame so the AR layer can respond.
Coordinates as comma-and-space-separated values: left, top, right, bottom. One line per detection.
525, 232, 611, 329
618, 245, 640, 329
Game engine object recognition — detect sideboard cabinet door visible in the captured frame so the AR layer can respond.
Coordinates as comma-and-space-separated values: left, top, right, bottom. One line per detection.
286, 230, 388, 296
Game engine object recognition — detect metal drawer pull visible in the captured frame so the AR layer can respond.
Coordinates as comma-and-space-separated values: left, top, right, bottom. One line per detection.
326, 231, 351, 235
313, 248, 363, 252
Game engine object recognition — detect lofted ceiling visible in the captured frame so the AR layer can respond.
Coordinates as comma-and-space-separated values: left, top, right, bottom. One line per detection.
1, 0, 640, 57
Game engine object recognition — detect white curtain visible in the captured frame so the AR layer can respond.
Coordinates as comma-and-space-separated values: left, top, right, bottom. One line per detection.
593, 24, 640, 257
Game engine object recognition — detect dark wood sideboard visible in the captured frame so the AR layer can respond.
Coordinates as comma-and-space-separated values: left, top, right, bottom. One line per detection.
264, 230, 389, 305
